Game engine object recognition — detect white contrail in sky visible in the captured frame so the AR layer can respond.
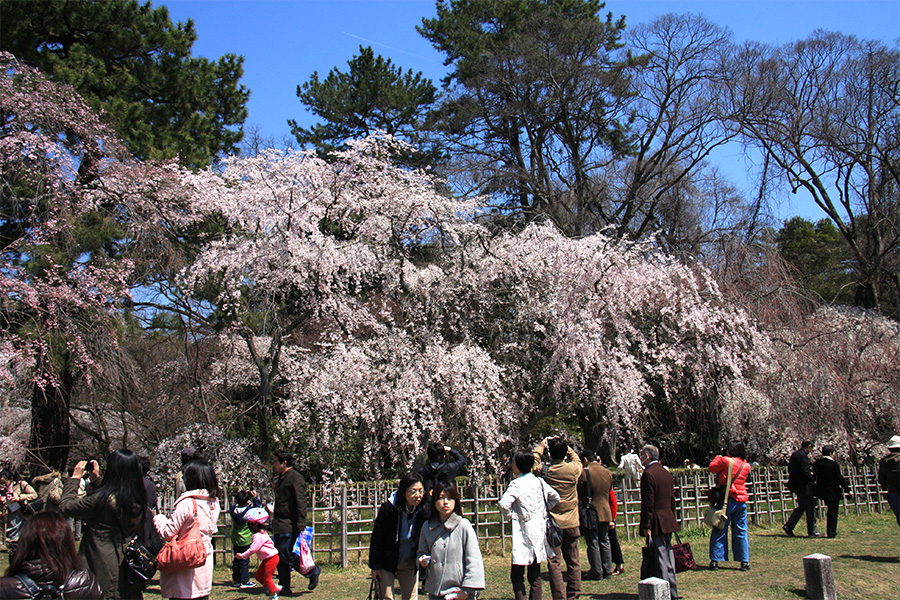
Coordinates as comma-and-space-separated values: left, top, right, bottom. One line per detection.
342, 32, 429, 59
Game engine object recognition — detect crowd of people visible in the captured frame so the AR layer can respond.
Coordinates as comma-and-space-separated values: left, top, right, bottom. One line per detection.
0, 434, 897, 600
0, 448, 320, 600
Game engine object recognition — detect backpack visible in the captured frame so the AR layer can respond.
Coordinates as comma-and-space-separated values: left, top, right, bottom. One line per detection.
13, 574, 63, 600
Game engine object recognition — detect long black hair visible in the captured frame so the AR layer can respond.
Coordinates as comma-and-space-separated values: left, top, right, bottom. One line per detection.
182, 459, 219, 498
92, 449, 146, 519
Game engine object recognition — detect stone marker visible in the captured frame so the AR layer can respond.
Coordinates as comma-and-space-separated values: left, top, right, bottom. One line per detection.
638, 577, 670, 600
804, 553, 837, 600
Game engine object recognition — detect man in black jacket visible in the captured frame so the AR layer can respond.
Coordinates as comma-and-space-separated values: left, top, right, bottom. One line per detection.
877, 435, 900, 527
783, 441, 822, 537
417, 443, 466, 493
272, 450, 320, 595
813, 445, 853, 538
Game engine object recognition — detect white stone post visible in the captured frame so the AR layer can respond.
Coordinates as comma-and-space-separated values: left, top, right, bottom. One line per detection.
803, 553, 837, 600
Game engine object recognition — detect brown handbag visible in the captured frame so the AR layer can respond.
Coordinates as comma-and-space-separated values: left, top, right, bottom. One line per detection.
156, 498, 208, 572
703, 458, 735, 530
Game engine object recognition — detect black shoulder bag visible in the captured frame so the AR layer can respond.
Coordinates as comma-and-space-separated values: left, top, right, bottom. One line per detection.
121, 505, 162, 587
579, 468, 600, 533
13, 574, 62, 599
540, 479, 564, 548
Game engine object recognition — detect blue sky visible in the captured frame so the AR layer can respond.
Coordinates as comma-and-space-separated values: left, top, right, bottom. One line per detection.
158, 0, 899, 221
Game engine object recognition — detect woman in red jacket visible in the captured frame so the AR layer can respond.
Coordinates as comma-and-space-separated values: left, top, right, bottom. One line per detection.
607, 487, 625, 576
707, 441, 752, 572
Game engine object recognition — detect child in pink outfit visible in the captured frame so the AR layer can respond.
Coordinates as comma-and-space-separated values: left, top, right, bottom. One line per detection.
235, 508, 281, 599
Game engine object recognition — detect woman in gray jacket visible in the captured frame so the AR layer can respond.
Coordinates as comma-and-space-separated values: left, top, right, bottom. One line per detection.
417, 482, 484, 600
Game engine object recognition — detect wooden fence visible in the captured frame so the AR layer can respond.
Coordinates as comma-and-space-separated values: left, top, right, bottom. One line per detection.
191, 465, 890, 568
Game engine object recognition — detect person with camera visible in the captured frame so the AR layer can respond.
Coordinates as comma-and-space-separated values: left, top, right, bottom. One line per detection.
707, 441, 752, 572
60, 451, 147, 600
1, 468, 38, 558
533, 437, 583, 600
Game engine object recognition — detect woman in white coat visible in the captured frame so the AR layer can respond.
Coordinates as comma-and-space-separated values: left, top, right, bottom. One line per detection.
499, 451, 560, 600
153, 459, 221, 600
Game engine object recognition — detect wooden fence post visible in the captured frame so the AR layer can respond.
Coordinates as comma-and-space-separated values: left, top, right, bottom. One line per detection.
340, 484, 349, 569
164, 465, 891, 569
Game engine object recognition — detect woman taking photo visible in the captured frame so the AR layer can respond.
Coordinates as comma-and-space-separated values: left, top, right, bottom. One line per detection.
369, 473, 429, 600
417, 481, 484, 600
498, 451, 559, 600
153, 458, 221, 600
59, 450, 147, 600
707, 440, 752, 572
0, 511, 102, 598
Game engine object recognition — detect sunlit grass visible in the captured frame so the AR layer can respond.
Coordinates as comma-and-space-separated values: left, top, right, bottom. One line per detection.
3, 512, 895, 599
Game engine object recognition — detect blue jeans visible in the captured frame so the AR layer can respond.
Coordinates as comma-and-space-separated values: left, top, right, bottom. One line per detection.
232, 543, 251, 584
709, 499, 749, 563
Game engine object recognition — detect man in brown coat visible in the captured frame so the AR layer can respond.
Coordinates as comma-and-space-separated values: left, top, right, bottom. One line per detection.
578, 451, 614, 579
534, 437, 583, 600
639, 444, 681, 600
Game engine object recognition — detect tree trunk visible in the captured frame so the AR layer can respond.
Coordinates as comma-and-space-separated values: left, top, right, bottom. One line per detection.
257, 373, 272, 458
29, 363, 74, 473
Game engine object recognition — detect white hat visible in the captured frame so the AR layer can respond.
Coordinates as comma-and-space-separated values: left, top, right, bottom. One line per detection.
244, 507, 269, 524
887, 435, 900, 449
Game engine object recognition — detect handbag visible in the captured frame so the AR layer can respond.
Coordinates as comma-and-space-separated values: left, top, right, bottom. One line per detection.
672, 532, 697, 572
640, 535, 663, 580
368, 576, 384, 600
540, 480, 564, 548
292, 526, 315, 574
22, 497, 44, 515
579, 468, 600, 533
121, 506, 164, 587
156, 498, 208, 572
703, 458, 735, 530
703, 505, 727, 529
124, 535, 157, 585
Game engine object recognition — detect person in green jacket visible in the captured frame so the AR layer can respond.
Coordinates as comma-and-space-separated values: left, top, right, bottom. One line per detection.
230, 489, 261, 588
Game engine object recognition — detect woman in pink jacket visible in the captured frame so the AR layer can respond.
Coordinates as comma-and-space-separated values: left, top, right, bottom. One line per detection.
154, 460, 221, 600
707, 441, 752, 572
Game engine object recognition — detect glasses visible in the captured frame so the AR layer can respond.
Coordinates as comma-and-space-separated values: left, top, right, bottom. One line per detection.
407, 488, 425, 495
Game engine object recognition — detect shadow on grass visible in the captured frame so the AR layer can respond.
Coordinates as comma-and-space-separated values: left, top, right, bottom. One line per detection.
839, 554, 900, 563
787, 588, 806, 598
483, 595, 639, 600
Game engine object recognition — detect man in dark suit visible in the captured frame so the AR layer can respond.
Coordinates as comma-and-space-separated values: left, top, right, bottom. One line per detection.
639, 444, 681, 600
813, 445, 853, 538
878, 435, 900, 527
784, 441, 822, 537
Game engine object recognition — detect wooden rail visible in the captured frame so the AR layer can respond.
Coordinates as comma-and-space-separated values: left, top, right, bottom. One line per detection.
10, 466, 884, 568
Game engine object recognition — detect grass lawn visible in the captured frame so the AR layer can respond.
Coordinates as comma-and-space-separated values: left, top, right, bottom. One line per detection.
4, 512, 897, 599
